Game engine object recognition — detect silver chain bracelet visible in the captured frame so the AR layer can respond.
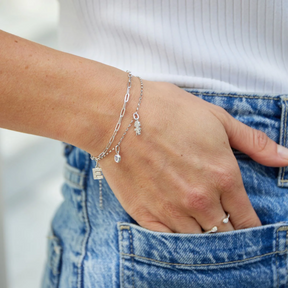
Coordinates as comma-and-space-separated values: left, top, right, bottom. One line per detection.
91, 71, 132, 165
91, 76, 144, 208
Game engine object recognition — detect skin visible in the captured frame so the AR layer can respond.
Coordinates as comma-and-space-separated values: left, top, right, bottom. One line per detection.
1, 30, 288, 234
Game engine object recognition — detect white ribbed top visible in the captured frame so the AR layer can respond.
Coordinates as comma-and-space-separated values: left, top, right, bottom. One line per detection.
58, 0, 288, 93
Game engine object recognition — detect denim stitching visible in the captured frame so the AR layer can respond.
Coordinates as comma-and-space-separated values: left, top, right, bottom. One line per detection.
283, 101, 287, 181
281, 100, 288, 184
275, 227, 288, 288
128, 228, 135, 288
277, 227, 280, 288
283, 101, 288, 181
190, 91, 282, 100
120, 226, 135, 288
77, 152, 91, 288
120, 250, 287, 268
121, 229, 125, 288
119, 226, 288, 269
285, 230, 288, 288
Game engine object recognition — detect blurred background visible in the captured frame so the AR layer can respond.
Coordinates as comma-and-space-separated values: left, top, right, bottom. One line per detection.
0, 1, 64, 287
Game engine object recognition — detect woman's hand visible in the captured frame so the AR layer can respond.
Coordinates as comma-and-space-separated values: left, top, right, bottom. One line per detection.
96, 79, 288, 234
1, 30, 286, 234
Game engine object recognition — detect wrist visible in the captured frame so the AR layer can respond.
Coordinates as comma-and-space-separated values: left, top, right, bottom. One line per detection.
62, 62, 140, 156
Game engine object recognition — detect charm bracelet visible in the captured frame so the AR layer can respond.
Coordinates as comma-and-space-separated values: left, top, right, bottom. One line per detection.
90, 75, 144, 208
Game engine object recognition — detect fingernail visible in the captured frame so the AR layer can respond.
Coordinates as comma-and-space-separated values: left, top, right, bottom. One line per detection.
277, 145, 288, 160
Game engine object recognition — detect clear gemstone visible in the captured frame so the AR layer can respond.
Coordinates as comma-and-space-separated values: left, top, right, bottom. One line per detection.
114, 154, 121, 163
223, 218, 229, 224
211, 226, 218, 233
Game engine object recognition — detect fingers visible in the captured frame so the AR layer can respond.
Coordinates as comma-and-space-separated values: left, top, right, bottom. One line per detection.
143, 208, 234, 234
221, 186, 261, 230
139, 220, 174, 233
138, 208, 230, 234
168, 216, 202, 234
222, 112, 288, 167
193, 208, 234, 233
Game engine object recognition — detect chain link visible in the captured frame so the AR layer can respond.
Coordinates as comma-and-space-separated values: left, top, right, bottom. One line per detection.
100, 77, 143, 160
91, 71, 132, 162
91, 75, 143, 209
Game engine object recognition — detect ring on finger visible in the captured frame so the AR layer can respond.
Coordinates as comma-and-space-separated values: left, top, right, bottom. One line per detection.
222, 213, 230, 224
204, 226, 218, 234
204, 212, 230, 234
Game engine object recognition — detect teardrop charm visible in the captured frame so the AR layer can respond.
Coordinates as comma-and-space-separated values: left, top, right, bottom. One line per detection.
114, 154, 121, 163
114, 145, 121, 163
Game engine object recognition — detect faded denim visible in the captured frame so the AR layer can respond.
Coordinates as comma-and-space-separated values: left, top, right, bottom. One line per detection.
42, 90, 288, 288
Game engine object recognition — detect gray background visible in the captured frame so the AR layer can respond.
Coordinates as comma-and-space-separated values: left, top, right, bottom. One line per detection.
0, 1, 64, 287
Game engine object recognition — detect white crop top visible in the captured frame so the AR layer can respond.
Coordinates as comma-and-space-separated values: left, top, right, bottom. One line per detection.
58, 0, 288, 93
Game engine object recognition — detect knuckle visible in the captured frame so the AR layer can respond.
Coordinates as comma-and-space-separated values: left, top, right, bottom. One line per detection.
214, 165, 239, 193
214, 105, 227, 115
252, 129, 269, 153
184, 188, 212, 212
213, 105, 230, 123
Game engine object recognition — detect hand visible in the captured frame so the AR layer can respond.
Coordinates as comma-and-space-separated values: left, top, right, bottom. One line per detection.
96, 80, 288, 233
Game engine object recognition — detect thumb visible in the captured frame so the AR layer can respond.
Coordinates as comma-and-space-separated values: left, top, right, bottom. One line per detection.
223, 114, 288, 167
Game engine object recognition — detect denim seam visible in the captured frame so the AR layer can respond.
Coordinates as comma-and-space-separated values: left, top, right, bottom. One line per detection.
77, 152, 91, 288
128, 228, 135, 288
277, 227, 280, 288
282, 101, 287, 181
120, 228, 125, 288
190, 92, 282, 100
120, 250, 288, 268
275, 226, 288, 288
120, 226, 135, 288
280, 100, 288, 184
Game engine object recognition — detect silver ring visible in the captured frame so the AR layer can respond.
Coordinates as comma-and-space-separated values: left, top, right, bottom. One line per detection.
204, 226, 218, 234
204, 213, 230, 234
222, 213, 230, 224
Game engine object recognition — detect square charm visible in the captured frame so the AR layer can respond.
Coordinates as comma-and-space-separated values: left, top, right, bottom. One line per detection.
93, 167, 103, 180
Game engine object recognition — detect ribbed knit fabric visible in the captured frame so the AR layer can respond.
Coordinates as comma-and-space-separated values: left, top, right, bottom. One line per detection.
58, 0, 288, 93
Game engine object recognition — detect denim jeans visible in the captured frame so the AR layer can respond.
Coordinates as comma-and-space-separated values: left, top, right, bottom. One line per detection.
42, 90, 288, 288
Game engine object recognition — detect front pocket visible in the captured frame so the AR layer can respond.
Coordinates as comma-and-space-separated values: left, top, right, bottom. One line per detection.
118, 222, 288, 288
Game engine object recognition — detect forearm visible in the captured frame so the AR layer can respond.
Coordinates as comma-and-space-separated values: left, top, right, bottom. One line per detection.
0, 30, 135, 154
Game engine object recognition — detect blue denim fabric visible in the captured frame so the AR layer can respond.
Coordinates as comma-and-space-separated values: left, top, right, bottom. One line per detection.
42, 90, 288, 288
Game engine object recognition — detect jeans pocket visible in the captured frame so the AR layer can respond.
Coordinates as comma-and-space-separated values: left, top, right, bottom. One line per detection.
118, 222, 288, 288
42, 229, 63, 288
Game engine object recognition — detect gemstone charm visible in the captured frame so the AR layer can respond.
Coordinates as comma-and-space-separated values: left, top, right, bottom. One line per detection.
134, 120, 141, 135
133, 112, 141, 135
93, 166, 103, 180
114, 145, 121, 163
114, 154, 121, 163
210, 226, 218, 233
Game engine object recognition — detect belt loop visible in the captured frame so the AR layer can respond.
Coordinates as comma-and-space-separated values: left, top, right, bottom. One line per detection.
278, 96, 288, 187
